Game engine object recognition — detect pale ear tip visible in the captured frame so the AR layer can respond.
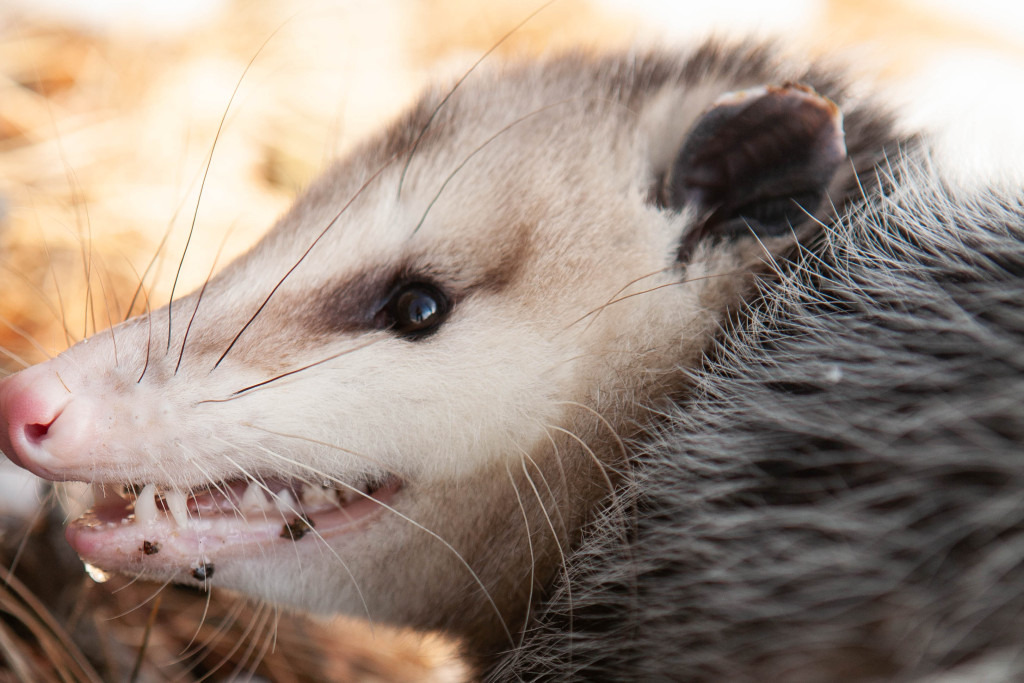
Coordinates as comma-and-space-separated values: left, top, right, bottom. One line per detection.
711, 81, 843, 123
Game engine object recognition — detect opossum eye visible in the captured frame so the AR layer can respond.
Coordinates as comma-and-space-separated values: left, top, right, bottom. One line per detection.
386, 283, 449, 338
663, 83, 846, 255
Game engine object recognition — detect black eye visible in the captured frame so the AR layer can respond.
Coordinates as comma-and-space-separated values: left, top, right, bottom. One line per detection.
386, 283, 450, 338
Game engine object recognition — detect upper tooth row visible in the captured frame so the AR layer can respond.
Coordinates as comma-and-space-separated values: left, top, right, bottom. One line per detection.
126, 482, 360, 528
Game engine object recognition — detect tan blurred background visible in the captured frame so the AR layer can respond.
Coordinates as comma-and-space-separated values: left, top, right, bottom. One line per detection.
1, 0, 1022, 368
0, 0, 1022, 680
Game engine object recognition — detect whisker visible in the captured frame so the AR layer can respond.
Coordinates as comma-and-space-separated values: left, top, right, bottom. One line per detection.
39, 232, 76, 350
519, 449, 574, 646
565, 270, 752, 331
175, 222, 240, 375
181, 570, 216, 657
574, 266, 672, 334
4, 485, 55, 581
557, 400, 628, 465
546, 424, 622, 501
0, 346, 31, 372
108, 576, 175, 621
200, 336, 384, 403
124, 211, 178, 323
212, 158, 396, 371
240, 426, 398, 477
517, 449, 568, 559
225, 601, 274, 682
127, 593, 162, 683
504, 460, 535, 652
219, 447, 375, 625
410, 99, 576, 238
136, 277, 155, 383
0, 258, 70, 348
192, 601, 268, 683
90, 255, 120, 368
42, 78, 97, 342
396, 0, 561, 199
167, 26, 289, 354
235, 438, 515, 646
170, 594, 247, 669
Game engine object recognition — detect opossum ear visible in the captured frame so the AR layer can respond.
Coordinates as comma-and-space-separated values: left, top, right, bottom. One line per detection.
663, 84, 846, 255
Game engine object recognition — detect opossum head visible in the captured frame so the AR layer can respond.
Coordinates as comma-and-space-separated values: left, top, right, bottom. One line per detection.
0, 46, 876, 654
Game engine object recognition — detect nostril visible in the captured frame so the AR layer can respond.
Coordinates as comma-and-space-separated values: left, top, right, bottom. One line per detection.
25, 421, 54, 444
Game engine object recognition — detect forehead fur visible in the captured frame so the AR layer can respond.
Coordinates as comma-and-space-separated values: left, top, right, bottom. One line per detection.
213, 44, 812, 308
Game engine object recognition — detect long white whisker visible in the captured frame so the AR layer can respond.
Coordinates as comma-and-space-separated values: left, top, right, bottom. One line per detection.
216, 444, 375, 626
107, 577, 174, 621
168, 595, 247, 669
191, 601, 268, 683
504, 459, 535, 652
232, 436, 515, 646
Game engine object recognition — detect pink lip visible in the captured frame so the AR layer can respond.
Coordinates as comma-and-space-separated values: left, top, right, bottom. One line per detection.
65, 478, 402, 579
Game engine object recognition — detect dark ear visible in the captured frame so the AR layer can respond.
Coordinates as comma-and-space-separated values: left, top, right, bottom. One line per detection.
663, 84, 846, 257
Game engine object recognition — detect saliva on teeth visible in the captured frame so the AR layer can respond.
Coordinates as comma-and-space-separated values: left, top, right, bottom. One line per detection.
83, 562, 111, 584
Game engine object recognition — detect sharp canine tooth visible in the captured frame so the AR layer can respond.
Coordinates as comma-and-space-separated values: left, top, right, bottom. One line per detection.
338, 486, 358, 505
275, 488, 297, 512
241, 483, 269, 513
135, 484, 157, 525
302, 483, 335, 507
166, 490, 189, 529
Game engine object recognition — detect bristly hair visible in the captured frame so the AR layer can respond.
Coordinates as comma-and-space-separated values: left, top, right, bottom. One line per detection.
490, 154, 1024, 682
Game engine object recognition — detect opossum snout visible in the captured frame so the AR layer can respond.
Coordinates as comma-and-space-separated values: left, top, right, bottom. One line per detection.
0, 363, 97, 479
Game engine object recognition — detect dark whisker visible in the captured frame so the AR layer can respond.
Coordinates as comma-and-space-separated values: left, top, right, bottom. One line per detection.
395, 0, 560, 199
201, 337, 381, 402
212, 160, 396, 371
175, 223, 240, 375
91, 257, 120, 368
136, 275, 155, 384
123, 204, 185, 323
0, 259, 68, 338
127, 593, 162, 683
40, 236, 76, 350
410, 99, 575, 238
566, 270, 752, 331
167, 26, 288, 353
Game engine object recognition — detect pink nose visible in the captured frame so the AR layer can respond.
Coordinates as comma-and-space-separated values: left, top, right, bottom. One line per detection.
0, 363, 92, 479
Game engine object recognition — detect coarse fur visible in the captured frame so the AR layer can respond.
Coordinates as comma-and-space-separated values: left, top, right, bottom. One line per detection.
0, 41, 901, 668
493, 156, 1024, 681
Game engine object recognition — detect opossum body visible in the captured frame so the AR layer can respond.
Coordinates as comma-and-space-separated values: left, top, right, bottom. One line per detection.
0, 43, 898, 662
494, 159, 1024, 681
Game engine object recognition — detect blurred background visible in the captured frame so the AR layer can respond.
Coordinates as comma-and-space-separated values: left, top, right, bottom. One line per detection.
0, 0, 1021, 680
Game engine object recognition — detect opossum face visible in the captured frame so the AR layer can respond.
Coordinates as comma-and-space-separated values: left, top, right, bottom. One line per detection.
0, 51, 850, 651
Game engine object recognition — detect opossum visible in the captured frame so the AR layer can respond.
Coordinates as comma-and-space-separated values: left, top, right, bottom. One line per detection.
492, 158, 1024, 682
0, 43, 900, 668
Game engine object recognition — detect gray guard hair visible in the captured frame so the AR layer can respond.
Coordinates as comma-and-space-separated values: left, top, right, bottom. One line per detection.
492, 155, 1024, 682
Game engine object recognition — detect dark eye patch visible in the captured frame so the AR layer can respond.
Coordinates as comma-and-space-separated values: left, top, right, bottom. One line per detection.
304, 264, 455, 341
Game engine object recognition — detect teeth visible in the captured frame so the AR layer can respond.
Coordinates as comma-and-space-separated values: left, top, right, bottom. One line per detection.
241, 483, 271, 514
166, 490, 189, 529
338, 484, 365, 505
135, 483, 158, 525
301, 483, 336, 508
274, 488, 297, 513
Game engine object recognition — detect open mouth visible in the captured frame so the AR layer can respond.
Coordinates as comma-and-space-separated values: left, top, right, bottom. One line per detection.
65, 475, 402, 581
